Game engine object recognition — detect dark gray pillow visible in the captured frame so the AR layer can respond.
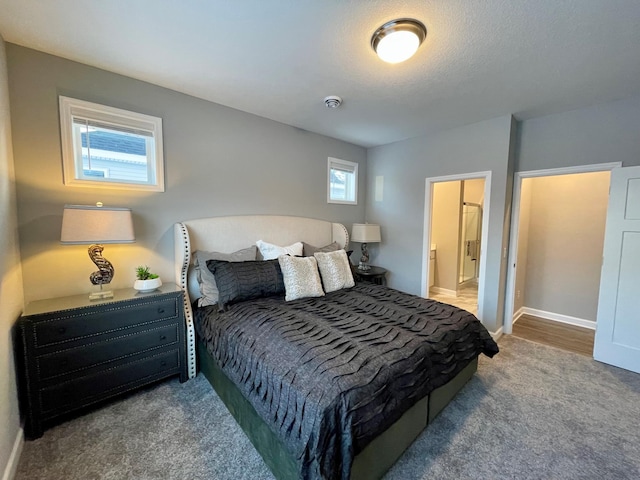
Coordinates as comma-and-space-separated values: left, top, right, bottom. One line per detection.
206, 259, 285, 311
194, 246, 257, 307
302, 241, 340, 257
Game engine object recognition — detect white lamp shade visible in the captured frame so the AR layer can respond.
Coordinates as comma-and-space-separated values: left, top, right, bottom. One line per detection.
351, 224, 381, 243
61, 204, 135, 244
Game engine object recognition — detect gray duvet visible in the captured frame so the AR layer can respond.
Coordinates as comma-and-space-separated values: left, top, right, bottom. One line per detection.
195, 283, 498, 480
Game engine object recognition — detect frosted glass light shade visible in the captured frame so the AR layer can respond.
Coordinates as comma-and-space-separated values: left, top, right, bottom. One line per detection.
376, 31, 420, 63
371, 19, 427, 64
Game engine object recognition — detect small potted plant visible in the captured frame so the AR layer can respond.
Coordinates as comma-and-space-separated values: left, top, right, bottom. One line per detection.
134, 266, 162, 293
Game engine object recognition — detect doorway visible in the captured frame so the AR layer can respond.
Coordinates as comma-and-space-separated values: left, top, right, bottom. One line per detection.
422, 172, 491, 322
504, 162, 621, 347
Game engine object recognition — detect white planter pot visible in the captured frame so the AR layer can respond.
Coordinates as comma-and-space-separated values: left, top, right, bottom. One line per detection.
133, 278, 162, 293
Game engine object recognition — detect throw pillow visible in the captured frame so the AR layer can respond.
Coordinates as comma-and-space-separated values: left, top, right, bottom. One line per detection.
206, 259, 285, 311
302, 241, 341, 257
193, 246, 257, 307
256, 240, 303, 260
314, 250, 355, 293
278, 255, 325, 302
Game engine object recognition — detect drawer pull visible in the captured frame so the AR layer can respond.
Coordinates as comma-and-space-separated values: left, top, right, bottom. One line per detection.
158, 308, 165, 314
160, 335, 167, 341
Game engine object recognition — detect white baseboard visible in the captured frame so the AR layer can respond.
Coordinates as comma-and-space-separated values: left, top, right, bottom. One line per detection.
2, 427, 23, 480
512, 307, 524, 324
429, 286, 457, 297
521, 307, 596, 330
490, 327, 503, 341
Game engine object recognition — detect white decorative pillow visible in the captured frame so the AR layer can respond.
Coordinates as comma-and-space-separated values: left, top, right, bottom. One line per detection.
314, 250, 355, 293
278, 255, 325, 301
256, 240, 303, 260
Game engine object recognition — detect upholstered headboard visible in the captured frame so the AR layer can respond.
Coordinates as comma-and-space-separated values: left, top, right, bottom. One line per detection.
174, 215, 349, 379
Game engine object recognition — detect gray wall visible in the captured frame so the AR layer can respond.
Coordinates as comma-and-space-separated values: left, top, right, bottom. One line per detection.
366, 115, 515, 333
518, 95, 640, 171
7, 45, 366, 303
0, 35, 25, 478
523, 172, 610, 321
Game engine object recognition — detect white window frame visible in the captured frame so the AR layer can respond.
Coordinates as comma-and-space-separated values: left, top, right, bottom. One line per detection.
327, 157, 358, 205
59, 96, 165, 192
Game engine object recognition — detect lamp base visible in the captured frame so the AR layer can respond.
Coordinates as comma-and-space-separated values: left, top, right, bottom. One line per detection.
359, 242, 370, 271
89, 283, 114, 301
89, 289, 114, 301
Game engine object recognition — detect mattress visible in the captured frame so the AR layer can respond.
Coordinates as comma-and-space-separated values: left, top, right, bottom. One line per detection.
194, 283, 498, 479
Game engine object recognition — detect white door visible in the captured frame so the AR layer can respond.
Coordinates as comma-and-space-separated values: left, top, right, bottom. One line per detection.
594, 166, 640, 373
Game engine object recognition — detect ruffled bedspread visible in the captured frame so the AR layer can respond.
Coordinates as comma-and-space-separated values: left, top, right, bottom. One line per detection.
195, 283, 498, 480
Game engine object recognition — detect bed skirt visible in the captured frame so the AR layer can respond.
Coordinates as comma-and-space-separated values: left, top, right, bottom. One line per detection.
197, 339, 478, 480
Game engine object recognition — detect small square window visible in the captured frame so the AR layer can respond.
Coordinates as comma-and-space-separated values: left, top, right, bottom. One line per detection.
59, 96, 165, 191
328, 157, 358, 205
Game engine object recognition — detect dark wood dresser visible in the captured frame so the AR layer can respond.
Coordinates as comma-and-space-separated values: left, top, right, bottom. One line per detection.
14, 283, 187, 439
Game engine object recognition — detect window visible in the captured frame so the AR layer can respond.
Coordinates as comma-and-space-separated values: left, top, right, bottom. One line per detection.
328, 157, 358, 204
59, 96, 164, 191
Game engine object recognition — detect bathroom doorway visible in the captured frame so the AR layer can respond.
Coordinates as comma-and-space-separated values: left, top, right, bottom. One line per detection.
422, 173, 490, 321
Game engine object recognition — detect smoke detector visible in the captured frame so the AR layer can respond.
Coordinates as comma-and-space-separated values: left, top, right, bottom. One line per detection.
323, 96, 342, 109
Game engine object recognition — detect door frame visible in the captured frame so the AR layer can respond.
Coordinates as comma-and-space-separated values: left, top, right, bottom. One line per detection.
503, 162, 621, 335
422, 171, 492, 323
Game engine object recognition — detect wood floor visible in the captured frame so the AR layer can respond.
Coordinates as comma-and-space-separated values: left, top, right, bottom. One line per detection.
512, 314, 595, 356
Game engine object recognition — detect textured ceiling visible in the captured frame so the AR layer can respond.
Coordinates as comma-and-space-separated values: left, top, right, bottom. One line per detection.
1, 0, 640, 147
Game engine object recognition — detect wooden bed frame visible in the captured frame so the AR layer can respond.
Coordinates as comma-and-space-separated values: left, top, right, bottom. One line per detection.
174, 215, 477, 480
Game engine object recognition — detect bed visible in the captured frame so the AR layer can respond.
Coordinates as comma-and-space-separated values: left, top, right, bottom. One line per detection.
174, 215, 498, 480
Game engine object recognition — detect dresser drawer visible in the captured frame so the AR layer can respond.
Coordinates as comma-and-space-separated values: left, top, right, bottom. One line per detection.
40, 349, 180, 413
33, 297, 178, 347
37, 324, 179, 380
17, 285, 187, 439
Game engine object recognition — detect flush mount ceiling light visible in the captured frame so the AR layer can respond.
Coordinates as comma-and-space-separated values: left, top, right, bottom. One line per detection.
371, 18, 427, 64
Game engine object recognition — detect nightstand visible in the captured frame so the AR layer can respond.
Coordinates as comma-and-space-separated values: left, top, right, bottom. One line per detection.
14, 283, 186, 439
352, 265, 388, 285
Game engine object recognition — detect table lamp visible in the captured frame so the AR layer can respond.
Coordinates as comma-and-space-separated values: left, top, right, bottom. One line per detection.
61, 203, 135, 300
351, 223, 381, 271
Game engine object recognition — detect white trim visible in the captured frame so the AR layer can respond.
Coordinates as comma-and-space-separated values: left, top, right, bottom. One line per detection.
503, 162, 621, 334
521, 307, 596, 330
2, 427, 23, 480
422, 171, 491, 323
512, 307, 524, 324
490, 327, 503, 341
429, 286, 458, 297
516, 162, 621, 179
59, 96, 165, 192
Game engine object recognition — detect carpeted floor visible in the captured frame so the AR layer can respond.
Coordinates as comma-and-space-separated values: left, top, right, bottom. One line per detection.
15, 335, 640, 480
